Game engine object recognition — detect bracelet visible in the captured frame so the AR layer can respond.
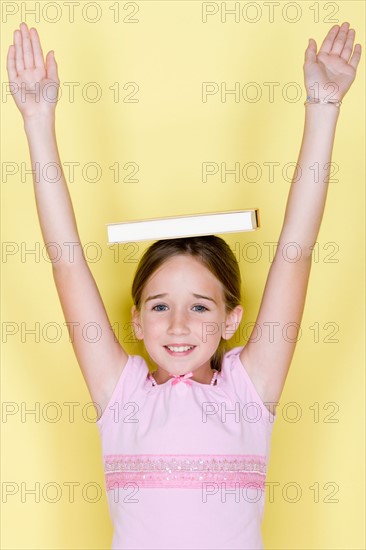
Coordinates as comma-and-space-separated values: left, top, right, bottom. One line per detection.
304, 95, 342, 108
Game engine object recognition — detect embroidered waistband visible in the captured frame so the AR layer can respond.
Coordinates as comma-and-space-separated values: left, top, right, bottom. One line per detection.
103, 454, 267, 490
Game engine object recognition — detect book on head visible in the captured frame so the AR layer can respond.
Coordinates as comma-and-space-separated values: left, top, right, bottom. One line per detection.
107, 209, 260, 244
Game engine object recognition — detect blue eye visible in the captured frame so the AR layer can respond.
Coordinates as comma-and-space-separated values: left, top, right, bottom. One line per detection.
193, 305, 208, 312
151, 304, 208, 313
152, 304, 168, 312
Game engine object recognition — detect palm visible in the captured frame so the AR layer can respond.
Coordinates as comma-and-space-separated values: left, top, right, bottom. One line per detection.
7, 23, 59, 119
12, 68, 56, 117
304, 22, 361, 101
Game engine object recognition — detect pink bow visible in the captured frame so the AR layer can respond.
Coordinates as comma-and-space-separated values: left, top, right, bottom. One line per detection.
169, 372, 193, 386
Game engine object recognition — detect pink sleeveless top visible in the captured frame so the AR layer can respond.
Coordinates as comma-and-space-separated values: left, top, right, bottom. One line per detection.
96, 345, 276, 549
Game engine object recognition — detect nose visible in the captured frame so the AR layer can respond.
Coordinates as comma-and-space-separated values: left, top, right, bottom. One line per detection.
167, 310, 190, 335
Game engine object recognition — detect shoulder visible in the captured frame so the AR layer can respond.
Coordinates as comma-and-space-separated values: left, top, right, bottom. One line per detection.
96, 352, 150, 429
116, 352, 150, 392
221, 345, 245, 368
221, 345, 276, 421
220, 344, 246, 383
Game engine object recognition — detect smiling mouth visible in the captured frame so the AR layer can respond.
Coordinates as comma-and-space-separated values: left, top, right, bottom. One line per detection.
164, 345, 196, 353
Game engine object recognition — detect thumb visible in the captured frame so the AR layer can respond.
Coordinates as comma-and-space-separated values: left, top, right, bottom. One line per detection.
304, 38, 317, 64
46, 50, 59, 82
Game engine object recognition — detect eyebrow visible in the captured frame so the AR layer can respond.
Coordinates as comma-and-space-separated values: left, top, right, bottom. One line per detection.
144, 293, 217, 305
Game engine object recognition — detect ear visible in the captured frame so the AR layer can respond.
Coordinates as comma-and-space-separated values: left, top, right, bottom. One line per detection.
222, 305, 243, 341
131, 305, 144, 340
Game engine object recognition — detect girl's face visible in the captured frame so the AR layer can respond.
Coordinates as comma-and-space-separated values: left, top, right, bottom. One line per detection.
131, 255, 243, 378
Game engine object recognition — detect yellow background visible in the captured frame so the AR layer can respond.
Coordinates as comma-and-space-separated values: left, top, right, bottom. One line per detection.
1, 1, 365, 548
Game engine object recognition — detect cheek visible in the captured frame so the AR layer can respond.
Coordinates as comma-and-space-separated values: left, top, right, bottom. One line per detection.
141, 314, 163, 334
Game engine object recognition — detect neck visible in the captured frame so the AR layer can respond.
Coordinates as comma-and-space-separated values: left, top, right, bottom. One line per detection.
153, 366, 216, 385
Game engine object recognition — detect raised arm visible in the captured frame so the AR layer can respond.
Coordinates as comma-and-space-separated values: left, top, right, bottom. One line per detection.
240, 22, 362, 411
7, 22, 128, 417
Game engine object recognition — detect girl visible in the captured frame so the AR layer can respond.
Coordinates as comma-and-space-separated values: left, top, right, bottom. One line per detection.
7, 21, 361, 550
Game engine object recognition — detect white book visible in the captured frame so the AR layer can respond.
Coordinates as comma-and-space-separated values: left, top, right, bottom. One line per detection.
107, 209, 260, 244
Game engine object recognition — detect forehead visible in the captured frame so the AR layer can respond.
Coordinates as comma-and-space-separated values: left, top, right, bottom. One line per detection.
142, 255, 223, 295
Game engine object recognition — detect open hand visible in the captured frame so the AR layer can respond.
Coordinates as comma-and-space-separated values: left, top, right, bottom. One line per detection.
7, 22, 60, 120
304, 22, 362, 102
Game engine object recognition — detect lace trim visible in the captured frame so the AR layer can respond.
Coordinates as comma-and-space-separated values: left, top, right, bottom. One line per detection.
103, 453, 267, 490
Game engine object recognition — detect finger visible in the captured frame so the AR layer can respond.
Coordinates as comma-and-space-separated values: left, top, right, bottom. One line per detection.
30, 27, 45, 69
304, 38, 317, 64
14, 29, 25, 73
20, 22, 35, 69
340, 28, 355, 63
349, 43, 362, 72
330, 21, 350, 56
318, 24, 340, 55
46, 50, 59, 82
7, 45, 18, 81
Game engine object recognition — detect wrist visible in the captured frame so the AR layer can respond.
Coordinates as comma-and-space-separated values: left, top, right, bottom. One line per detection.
305, 102, 341, 112
304, 102, 340, 126
24, 113, 56, 133
305, 97, 342, 107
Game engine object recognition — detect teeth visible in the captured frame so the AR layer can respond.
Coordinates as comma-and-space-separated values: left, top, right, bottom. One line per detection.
166, 346, 194, 352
